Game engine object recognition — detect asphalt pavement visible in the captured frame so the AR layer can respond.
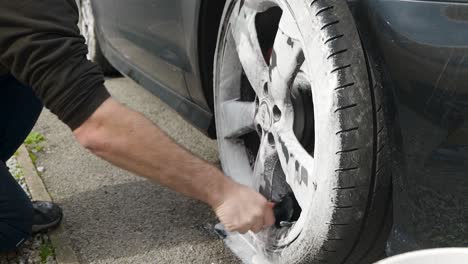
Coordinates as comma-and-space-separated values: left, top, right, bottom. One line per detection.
33, 77, 240, 263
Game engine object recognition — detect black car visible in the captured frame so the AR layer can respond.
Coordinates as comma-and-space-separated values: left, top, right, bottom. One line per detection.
78, 0, 468, 263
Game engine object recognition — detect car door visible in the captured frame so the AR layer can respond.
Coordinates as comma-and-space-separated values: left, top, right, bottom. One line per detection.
110, 0, 195, 99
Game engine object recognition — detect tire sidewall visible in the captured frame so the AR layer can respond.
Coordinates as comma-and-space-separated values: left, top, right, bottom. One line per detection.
278, 1, 342, 261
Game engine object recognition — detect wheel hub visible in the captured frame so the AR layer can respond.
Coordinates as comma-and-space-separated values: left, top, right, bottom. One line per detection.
256, 101, 273, 131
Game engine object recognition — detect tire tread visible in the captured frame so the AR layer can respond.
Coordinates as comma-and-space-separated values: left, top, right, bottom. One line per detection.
309, 1, 392, 264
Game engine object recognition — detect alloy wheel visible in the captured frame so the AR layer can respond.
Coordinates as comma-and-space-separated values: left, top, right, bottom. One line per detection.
215, 0, 317, 248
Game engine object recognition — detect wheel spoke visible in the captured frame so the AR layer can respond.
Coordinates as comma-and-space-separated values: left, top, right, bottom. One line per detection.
220, 100, 256, 139
230, 5, 269, 96
222, 140, 257, 188
268, 26, 304, 105
253, 133, 278, 199
278, 7, 301, 40
240, 0, 276, 13
275, 129, 314, 210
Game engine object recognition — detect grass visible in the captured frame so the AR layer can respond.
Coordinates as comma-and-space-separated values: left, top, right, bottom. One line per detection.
39, 239, 55, 264
24, 131, 45, 145
24, 131, 46, 166
12, 164, 24, 180
29, 152, 38, 164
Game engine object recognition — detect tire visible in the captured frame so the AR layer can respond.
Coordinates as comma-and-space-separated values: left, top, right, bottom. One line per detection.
213, 0, 392, 263
79, 0, 118, 76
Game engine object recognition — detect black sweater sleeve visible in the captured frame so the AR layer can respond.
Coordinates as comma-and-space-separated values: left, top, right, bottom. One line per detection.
0, 0, 110, 130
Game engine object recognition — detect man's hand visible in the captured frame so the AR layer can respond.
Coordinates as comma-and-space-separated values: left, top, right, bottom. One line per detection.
214, 182, 275, 234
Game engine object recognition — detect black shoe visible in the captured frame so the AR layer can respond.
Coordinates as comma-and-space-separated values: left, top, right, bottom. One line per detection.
31, 201, 63, 234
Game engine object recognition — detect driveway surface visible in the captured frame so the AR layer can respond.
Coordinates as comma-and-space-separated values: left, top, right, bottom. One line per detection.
33, 77, 240, 263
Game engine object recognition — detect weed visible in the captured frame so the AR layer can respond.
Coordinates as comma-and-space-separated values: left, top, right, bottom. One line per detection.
24, 131, 46, 166
24, 131, 45, 145
39, 240, 55, 264
12, 165, 24, 180
29, 152, 38, 164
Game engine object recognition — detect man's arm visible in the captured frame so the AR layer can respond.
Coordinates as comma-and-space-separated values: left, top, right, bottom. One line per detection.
74, 98, 275, 233
0, 0, 274, 233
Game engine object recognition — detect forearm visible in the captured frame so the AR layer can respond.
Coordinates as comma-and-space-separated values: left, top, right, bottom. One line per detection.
73, 98, 234, 208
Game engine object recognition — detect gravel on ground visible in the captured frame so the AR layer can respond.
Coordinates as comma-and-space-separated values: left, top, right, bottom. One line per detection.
0, 152, 57, 264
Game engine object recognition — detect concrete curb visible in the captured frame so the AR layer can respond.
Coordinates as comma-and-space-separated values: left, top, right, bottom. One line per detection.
17, 145, 80, 264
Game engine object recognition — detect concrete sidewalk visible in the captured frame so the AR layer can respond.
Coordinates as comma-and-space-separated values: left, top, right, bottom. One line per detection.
33, 77, 239, 263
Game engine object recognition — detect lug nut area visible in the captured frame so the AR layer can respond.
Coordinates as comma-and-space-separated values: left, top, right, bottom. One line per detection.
267, 132, 275, 146
273, 105, 281, 122
256, 124, 263, 134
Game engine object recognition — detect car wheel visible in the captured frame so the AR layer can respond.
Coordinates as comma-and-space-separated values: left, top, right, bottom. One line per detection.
213, 0, 392, 263
79, 0, 118, 76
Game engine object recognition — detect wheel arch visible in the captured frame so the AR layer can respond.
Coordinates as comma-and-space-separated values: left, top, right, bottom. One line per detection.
198, 0, 227, 139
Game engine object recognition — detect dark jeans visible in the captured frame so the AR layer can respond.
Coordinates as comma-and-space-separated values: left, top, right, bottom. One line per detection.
0, 74, 42, 251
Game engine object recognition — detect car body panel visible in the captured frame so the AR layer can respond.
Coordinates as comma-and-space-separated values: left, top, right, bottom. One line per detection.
91, 0, 213, 132
355, 0, 468, 254
112, 0, 190, 98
